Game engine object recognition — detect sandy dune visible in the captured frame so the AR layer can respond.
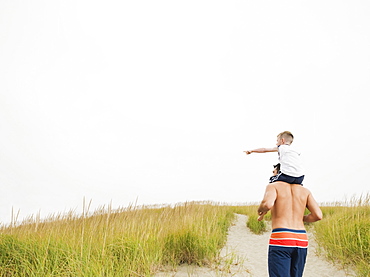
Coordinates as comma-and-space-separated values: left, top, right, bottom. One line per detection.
155, 214, 355, 277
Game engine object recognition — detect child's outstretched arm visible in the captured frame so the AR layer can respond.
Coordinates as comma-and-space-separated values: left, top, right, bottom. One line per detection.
244, 147, 278, 155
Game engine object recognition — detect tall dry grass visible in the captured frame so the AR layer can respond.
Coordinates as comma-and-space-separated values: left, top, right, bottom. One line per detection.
1, 198, 369, 276
0, 201, 234, 276
315, 194, 370, 277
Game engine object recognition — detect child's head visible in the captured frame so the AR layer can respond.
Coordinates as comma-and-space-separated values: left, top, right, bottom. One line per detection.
276, 131, 294, 146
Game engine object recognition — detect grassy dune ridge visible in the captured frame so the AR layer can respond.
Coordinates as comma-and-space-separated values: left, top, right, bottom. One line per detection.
0, 202, 234, 276
314, 195, 370, 277
0, 198, 369, 276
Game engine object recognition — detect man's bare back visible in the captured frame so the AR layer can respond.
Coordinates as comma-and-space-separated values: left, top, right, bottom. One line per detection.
270, 182, 310, 229
258, 181, 322, 230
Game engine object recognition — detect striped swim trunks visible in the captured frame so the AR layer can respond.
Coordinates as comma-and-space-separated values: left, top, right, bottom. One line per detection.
269, 228, 308, 248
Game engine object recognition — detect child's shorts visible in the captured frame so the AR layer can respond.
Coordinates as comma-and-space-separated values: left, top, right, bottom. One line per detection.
270, 172, 304, 185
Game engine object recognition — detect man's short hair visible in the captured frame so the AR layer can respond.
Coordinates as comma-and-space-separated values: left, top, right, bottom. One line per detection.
278, 131, 294, 143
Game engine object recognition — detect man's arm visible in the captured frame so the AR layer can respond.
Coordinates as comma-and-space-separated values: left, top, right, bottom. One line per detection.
303, 192, 323, 222
244, 147, 278, 155
257, 184, 277, 221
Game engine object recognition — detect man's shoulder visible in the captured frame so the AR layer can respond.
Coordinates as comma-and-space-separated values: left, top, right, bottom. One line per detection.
266, 183, 279, 191
293, 185, 311, 197
268, 182, 286, 191
272, 182, 310, 193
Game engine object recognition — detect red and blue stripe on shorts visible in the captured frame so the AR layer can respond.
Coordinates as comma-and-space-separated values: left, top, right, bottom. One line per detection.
269, 228, 308, 248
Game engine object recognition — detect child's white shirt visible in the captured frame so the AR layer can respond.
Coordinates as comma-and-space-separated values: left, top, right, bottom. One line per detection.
278, 144, 304, 177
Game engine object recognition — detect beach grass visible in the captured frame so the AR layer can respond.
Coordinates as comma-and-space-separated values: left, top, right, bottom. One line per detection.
0, 199, 369, 276
246, 214, 267, 234
315, 194, 370, 277
0, 201, 234, 276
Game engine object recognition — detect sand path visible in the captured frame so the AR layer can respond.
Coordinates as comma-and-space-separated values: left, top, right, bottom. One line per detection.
155, 214, 355, 277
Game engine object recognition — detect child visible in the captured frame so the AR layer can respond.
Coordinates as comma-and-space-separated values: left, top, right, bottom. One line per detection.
244, 131, 304, 185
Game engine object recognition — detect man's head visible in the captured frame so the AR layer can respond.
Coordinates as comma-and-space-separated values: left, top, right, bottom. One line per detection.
276, 131, 294, 146
272, 163, 280, 175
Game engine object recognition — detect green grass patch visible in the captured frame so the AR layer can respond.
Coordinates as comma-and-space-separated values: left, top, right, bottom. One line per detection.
246, 214, 267, 234
315, 195, 370, 276
1, 199, 369, 276
0, 202, 234, 276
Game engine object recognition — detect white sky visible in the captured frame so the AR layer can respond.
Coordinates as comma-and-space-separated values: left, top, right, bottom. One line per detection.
1, 0, 369, 223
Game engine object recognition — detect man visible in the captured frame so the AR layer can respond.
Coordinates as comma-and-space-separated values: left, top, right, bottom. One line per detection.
257, 181, 322, 277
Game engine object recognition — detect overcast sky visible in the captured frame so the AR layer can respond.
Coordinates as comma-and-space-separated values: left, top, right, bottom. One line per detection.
1, 0, 369, 224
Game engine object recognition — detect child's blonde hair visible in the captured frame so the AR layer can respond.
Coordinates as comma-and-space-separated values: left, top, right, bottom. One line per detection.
278, 131, 294, 144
